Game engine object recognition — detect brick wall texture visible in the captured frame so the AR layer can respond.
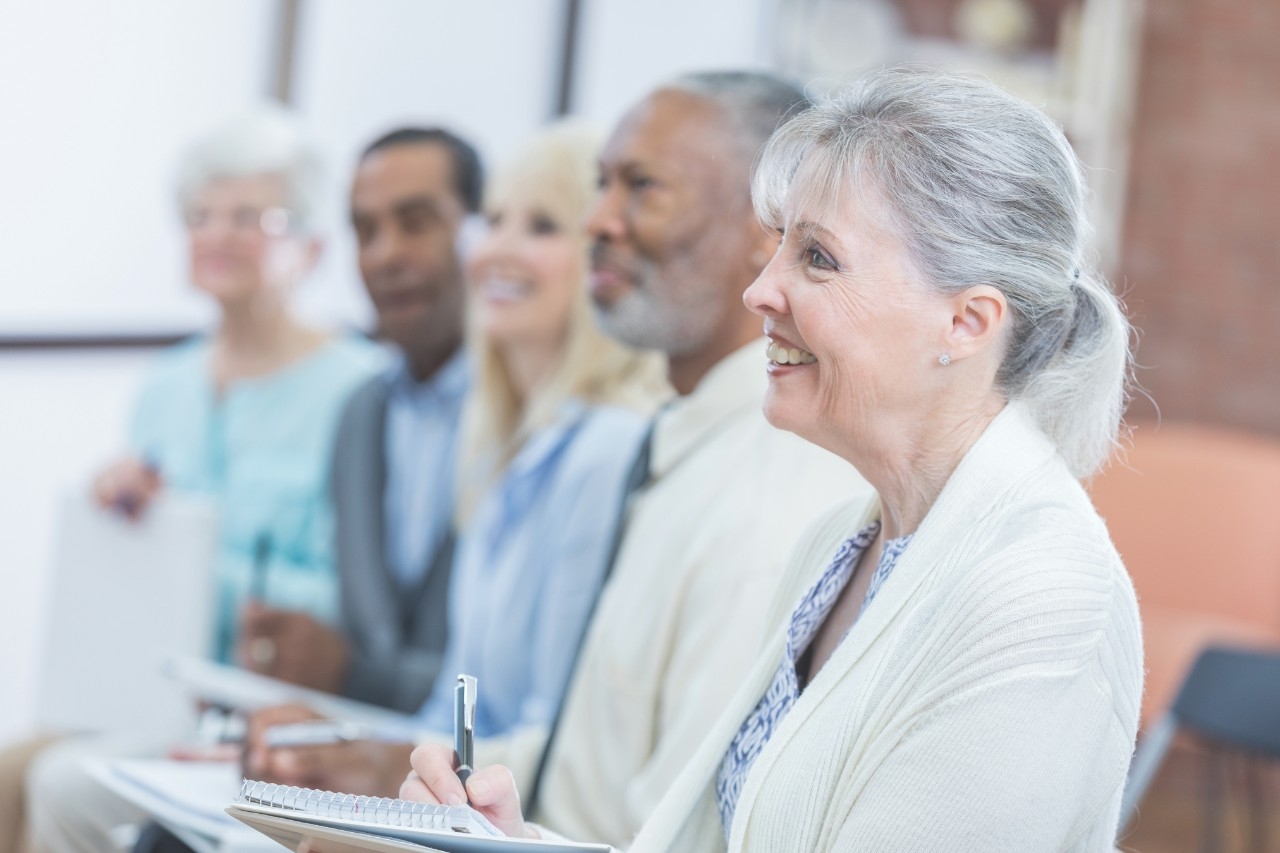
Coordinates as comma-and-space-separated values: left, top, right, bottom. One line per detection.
1119, 0, 1280, 432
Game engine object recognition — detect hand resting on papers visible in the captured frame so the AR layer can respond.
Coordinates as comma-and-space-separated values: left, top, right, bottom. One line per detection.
402, 742, 536, 840
243, 703, 413, 797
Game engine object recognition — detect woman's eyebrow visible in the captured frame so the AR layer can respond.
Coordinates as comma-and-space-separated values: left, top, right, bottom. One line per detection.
789, 219, 841, 247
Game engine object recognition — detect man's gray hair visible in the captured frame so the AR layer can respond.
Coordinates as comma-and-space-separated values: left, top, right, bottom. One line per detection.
665, 70, 810, 169
174, 105, 325, 233
754, 67, 1132, 478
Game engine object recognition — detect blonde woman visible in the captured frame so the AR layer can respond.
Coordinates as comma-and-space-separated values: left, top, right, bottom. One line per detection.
411, 122, 668, 739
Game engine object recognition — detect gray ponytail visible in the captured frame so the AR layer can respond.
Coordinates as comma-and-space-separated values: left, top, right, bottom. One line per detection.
753, 67, 1133, 477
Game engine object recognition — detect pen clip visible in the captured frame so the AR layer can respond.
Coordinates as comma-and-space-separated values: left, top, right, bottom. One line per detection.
459, 674, 477, 732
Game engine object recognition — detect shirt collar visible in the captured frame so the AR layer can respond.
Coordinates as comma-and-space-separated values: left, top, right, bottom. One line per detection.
386, 348, 470, 407
506, 398, 588, 480
649, 339, 767, 480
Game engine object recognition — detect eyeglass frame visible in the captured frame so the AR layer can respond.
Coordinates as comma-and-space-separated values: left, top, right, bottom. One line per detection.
180, 204, 297, 238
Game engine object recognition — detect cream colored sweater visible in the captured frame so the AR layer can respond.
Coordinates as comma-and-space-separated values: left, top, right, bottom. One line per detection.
622, 403, 1144, 852
473, 342, 872, 845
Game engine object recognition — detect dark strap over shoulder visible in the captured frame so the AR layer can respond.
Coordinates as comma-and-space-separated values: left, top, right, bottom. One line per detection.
524, 421, 654, 814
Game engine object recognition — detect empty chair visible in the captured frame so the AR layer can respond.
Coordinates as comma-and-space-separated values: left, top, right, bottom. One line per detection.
1120, 645, 1280, 843
1089, 422, 1280, 728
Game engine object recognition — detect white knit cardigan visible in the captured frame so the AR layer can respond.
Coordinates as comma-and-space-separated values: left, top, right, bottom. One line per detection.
624, 403, 1144, 852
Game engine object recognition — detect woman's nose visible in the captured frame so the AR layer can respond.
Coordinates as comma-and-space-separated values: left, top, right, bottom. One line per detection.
744, 254, 788, 317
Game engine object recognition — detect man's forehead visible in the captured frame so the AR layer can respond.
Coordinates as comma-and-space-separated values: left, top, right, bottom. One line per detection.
353, 143, 455, 198
601, 88, 730, 168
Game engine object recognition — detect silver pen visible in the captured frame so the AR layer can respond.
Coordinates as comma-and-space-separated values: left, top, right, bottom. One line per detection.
454, 674, 477, 794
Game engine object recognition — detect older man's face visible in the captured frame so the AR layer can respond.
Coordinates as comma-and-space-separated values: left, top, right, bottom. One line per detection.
586, 89, 755, 357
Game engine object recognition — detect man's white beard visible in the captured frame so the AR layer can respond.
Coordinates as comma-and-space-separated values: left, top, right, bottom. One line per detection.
592, 273, 724, 358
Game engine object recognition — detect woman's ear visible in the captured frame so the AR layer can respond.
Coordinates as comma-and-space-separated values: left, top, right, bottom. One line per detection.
945, 284, 1006, 359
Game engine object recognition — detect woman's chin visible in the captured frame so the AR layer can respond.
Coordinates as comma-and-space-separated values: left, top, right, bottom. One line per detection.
192, 278, 262, 305
760, 392, 807, 437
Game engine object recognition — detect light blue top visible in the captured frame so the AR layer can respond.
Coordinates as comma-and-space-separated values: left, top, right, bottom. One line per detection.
383, 350, 470, 587
129, 334, 386, 663
416, 400, 649, 738
716, 521, 914, 839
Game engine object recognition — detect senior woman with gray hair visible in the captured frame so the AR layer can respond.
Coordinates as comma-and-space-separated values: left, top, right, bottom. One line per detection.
403, 67, 1141, 852
91, 106, 384, 668
2, 107, 383, 853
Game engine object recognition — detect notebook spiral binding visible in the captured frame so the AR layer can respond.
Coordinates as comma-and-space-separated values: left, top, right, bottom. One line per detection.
239, 779, 473, 831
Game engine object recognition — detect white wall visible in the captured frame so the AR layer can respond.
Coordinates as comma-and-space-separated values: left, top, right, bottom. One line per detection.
0, 0, 273, 336
290, 0, 563, 330
573, 0, 774, 129
0, 0, 777, 337
0, 0, 776, 746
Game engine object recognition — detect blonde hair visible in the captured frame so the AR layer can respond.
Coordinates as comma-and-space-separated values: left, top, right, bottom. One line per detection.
457, 122, 669, 520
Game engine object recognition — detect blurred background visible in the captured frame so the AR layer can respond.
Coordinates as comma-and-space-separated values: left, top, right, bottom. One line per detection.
0, 0, 1276, 848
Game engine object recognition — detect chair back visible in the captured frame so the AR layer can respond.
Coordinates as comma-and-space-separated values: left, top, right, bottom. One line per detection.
1089, 422, 1280, 724
1173, 646, 1280, 758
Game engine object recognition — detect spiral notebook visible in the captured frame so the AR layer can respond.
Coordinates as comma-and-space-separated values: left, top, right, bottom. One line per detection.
229, 780, 614, 853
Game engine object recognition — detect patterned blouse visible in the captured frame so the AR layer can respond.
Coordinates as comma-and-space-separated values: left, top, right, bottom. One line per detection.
716, 520, 913, 839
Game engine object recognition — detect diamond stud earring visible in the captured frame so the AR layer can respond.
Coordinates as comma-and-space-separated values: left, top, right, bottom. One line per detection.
938, 353, 952, 366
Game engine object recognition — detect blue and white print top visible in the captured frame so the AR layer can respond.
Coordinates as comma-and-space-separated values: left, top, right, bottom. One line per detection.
715, 520, 913, 839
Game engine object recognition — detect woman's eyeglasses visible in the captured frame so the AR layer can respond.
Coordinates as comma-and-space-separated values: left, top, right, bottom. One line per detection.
182, 205, 295, 237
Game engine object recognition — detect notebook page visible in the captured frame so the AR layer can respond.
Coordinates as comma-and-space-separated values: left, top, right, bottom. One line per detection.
239, 780, 501, 836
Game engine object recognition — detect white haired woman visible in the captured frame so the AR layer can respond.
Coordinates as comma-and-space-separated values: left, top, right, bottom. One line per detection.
403, 68, 1142, 852
2, 108, 383, 853
93, 106, 384, 665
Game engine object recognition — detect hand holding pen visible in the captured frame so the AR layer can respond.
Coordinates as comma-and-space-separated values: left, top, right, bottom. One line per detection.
236, 531, 349, 691
242, 535, 278, 673
401, 674, 541, 839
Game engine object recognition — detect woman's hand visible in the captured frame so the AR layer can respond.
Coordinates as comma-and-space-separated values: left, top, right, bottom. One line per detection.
401, 743, 536, 839
92, 456, 162, 520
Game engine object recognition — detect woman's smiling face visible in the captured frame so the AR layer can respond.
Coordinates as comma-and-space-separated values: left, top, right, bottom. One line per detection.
744, 180, 955, 458
467, 189, 582, 353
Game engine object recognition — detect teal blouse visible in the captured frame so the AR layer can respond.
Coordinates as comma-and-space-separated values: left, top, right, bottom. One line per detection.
128, 335, 386, 663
